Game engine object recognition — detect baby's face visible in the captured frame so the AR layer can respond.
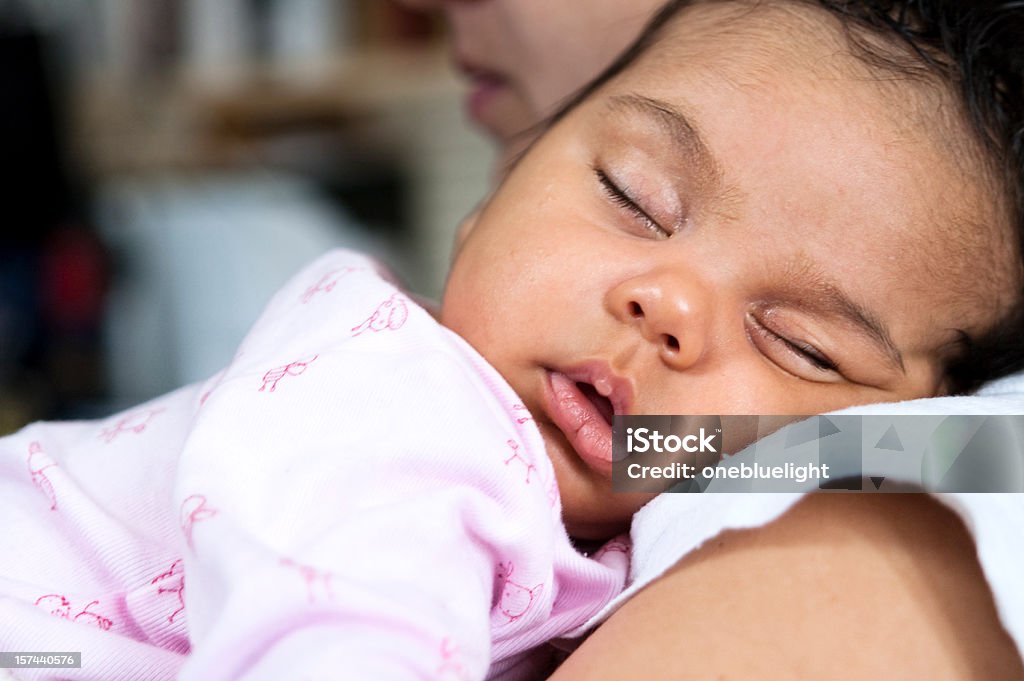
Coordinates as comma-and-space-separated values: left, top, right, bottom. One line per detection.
441, 3, 1018, 538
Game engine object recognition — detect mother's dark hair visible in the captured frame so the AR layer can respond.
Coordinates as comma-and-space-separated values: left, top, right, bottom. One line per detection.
542, 0, 1024, 394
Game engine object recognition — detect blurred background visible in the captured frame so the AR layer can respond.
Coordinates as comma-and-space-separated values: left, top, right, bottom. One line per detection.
0, 0, 495, 434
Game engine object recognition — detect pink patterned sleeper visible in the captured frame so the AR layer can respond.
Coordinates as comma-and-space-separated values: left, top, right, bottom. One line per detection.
0, 250, 629, 681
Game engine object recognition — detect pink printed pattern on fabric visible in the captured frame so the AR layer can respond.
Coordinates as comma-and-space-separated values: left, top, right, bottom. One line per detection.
151, 559, 186, 624
180, 494, 218, 550
34, 594, 114, 630
546, 477, 559, 508
351, 294, 409, 336
27, 441, 58, 511
437, 637, 472, 681
260, 355, 318, 393
504, 440, 536, 484
99, 408, 165, 443
300, 267, 363, 304
280, 558, 335, 604
511, 404, 533, 425
494, 562, 543, 624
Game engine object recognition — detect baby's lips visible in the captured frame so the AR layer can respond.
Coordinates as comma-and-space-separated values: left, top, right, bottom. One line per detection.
545, 371, 615, 477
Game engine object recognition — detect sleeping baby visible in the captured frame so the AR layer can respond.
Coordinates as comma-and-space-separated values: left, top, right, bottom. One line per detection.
2, 0, 1022, 679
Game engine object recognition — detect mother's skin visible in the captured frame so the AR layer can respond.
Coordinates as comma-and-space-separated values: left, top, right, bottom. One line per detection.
551, 494, 1022, 678
395, 0, 1023, 675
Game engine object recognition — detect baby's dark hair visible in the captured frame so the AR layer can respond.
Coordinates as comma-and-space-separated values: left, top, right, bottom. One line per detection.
546, 0, 1024, 394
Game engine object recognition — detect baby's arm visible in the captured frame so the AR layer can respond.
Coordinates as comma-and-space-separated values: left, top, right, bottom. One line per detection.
176, 479, 500, 680
175, 362, 517, 680
172, 249, 559, 680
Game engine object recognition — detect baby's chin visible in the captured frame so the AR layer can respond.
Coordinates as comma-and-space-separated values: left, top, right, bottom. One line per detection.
538, 421, 652, 541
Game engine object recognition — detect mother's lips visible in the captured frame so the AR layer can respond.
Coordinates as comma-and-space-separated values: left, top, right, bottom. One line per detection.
454, 57, 510, 125
542, 366, 633, 478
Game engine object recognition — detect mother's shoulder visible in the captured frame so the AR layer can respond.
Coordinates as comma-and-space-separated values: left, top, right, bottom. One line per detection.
551, 494, 1023, 680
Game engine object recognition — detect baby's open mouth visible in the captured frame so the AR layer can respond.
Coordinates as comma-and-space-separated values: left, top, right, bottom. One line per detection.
542, 366, 632, 477
575, 381, 615, 426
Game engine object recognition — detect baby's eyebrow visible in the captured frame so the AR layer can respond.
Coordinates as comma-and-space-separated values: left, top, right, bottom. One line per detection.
606, 94, 724, 192
782, 258, 906, 373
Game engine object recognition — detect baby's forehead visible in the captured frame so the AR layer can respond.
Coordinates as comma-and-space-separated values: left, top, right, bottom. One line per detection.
633, 1, 977, 147
595, 1, 1018, 341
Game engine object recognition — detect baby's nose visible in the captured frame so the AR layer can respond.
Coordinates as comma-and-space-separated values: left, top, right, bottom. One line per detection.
608, 273, 709, 370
